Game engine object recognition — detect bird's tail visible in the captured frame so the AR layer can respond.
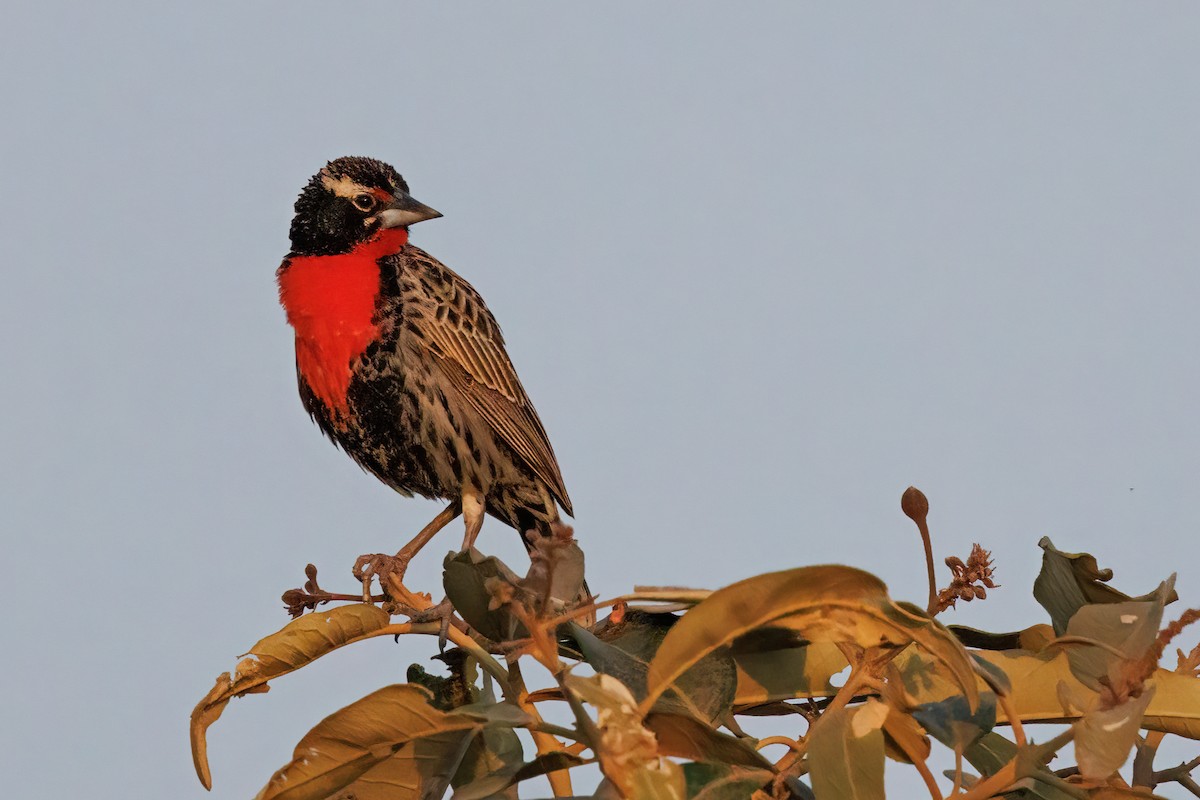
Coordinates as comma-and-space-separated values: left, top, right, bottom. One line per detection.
514, 501, 592, 623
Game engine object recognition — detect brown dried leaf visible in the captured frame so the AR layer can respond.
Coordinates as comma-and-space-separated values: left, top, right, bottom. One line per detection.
190, 604, 391, 789
255, 685, 487, 800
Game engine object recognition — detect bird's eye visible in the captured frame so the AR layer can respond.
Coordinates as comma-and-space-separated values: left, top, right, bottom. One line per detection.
352, 193, 377, 212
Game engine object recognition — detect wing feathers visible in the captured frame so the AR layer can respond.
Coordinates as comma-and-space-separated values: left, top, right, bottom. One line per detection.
402, 249, 572, 515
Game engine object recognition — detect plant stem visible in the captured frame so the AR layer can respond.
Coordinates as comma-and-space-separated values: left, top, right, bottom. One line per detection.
508, 659, 575, 798
901, 487, 939, 615
1133, 731, 1165, 787
994, 690, 1027, 747
954, 728, 1076, 800
445, 625, 510, 685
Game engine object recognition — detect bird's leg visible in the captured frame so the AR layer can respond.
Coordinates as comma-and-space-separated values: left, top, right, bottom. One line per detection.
397, 499, 465, 563
354, 500, 463, 600
460, 492, 486, 551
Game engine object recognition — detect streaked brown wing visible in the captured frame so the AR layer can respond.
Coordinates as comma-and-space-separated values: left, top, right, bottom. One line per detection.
407, 251, 573, 515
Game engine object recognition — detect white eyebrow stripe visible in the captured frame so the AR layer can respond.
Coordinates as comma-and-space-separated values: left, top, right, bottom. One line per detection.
320, 171, 371, 199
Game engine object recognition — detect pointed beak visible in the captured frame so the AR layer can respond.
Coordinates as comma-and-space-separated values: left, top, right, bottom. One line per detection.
377, 191, 443, 228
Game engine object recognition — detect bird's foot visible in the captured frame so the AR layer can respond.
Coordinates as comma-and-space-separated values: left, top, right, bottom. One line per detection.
353, 553, 433, 612
390, 597, 456, 651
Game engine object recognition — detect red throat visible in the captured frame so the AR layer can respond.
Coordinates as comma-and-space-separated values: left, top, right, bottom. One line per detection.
277, 228, 410, 418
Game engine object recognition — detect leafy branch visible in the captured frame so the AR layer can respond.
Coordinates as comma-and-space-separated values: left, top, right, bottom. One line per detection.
191, 487, 1200, 799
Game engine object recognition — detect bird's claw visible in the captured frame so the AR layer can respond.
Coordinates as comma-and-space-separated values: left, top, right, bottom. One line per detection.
353, 552, 437, 614
390, 598, 455, 651
399, 598, 456, 652
352, 553, 411, 601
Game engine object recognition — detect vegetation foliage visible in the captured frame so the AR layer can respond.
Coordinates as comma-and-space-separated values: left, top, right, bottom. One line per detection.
191, 488, 1200, 799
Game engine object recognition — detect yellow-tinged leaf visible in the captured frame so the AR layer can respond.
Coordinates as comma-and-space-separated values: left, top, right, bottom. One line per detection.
627, 759, 687, 800
734, 642, 849, 705
190, 604, 392, 788
731, 638, 1200, 740
256, 684, 483, 800
851, 698, 890, 737
643, 565, 977, 714
975, 649, 1200, 739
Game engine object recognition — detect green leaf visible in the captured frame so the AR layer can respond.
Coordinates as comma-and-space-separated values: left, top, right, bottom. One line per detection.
448, 726, 525, 799
451, 752, 588, 800
682, 763, 773, 800
733, 641, 849, 705
807, 700, 887, 800
961, 731, 1015, 775
1074, 687, 1157, 780
912, 692, 996, 750
1033, 538, 1176, 635
963, 733, 1078, 800
570, 612, 737, 723
643, 565, 978, 715
191, 604, 392, 789
970, 653, 1013, 696
443, 549, 525, 642
1063, 578, 1174, 692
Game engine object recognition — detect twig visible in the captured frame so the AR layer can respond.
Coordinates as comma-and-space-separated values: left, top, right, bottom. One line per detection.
1153, 754, 1200, 786
885, 720, 944, 800
1133, 731, 1165, 787
771, 662, 874, 790
993, 689, 1027, 747
954, 729, 1076, 800
901, 487, 939, 616
756, 736, 803, 753
443, 625, 510, 685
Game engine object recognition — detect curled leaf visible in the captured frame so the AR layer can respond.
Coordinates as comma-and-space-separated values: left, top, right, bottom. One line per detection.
191, 604, 391, 788
1033, 538, 1176, 635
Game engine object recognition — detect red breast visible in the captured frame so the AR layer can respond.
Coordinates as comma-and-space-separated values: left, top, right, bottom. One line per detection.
277, 228, 410, 416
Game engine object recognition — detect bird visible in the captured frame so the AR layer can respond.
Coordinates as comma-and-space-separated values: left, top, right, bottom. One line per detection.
277, 156, 574, 594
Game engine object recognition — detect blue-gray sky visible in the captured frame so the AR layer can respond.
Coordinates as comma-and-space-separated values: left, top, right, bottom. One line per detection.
3, 3, 1199, 797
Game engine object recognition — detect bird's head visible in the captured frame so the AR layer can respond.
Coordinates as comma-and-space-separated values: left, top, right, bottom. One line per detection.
288, 156, 442, 256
